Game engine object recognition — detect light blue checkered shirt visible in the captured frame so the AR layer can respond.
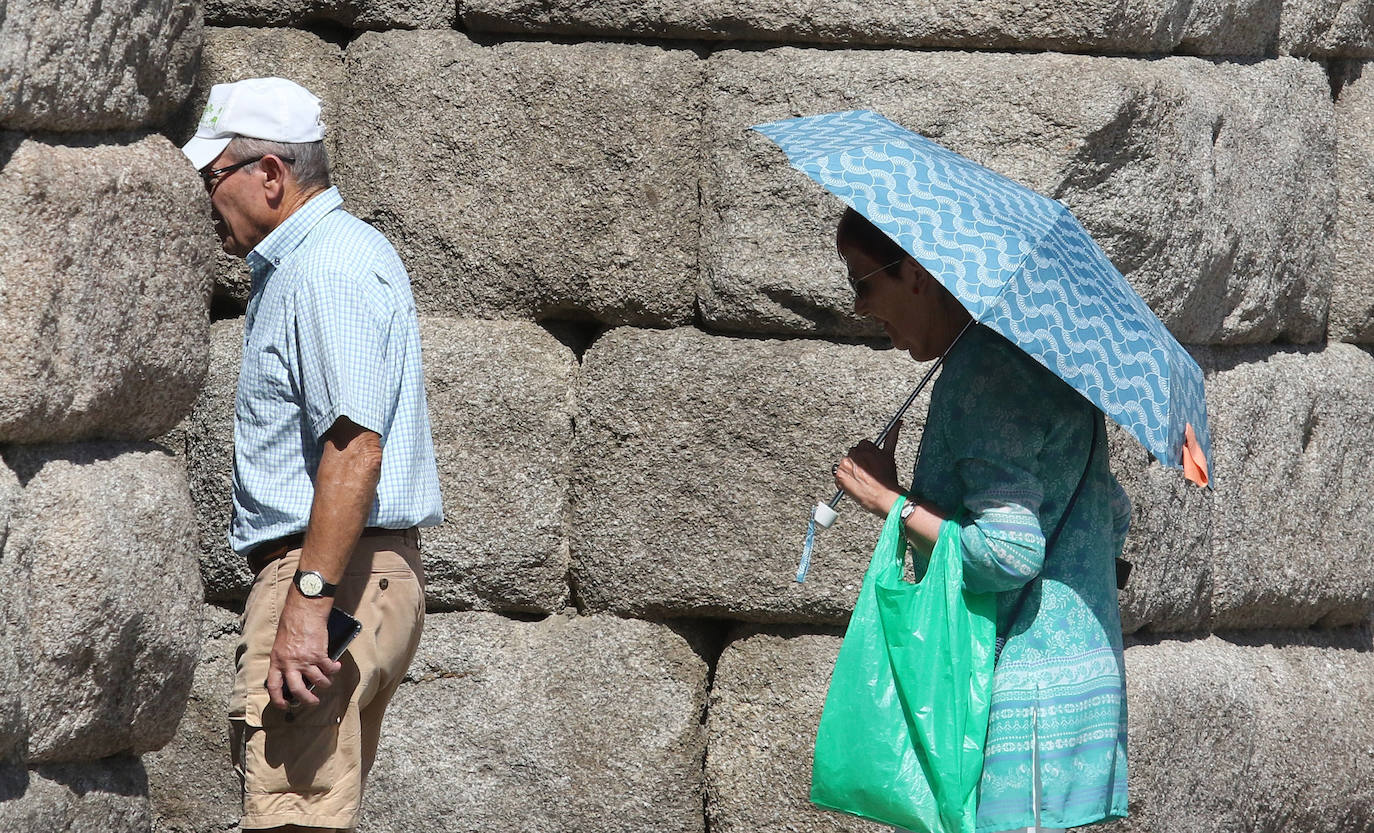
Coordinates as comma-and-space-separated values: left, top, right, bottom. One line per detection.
230, 187, 443, 556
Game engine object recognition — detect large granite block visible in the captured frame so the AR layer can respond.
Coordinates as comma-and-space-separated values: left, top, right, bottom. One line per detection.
1332, 61, 1374, 343
205, 0, 455, 29
708, 627, 1374, 833
705, 626, 873, 833
145, 604, 240, 833
337, 31, 701, 326
573, 327, 928, 624
1280, 0, 1374, 58
419, 319, 575, 613
1073, 343, 1374, 634
166, 25, 348, 311
0, 0, 200, 131
181, 321, 247, 603
702, 50, 1333, 345
0, 465, 24, 763
0, 133, 215, 444
2, 444, 202, 764
1203, 344, 1374, 629
1109, 419, 1215, 635
1120, 633, 1374, 832
361, 612, 709, 832
0, 760, 150, 833
463, 0, 1278, 56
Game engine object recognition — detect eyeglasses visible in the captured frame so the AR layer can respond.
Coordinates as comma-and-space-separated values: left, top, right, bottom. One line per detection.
200, 155, 295, 191
844, 258, 905, 292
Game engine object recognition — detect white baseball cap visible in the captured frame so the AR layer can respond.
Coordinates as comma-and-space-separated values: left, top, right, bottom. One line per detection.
180, 77, 327, 171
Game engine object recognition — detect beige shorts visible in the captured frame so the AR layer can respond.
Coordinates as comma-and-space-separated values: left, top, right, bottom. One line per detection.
229, 531, 425, 830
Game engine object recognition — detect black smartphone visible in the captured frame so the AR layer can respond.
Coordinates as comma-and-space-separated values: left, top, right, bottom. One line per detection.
325, 606, 362, 662
286, 607, 361, 707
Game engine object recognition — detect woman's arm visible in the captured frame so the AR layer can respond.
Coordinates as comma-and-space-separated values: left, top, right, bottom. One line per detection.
834, 419, 948, 542
835, 421, 1045, 592
953, 457, 1046, 593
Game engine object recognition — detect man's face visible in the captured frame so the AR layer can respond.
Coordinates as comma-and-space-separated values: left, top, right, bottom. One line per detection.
201, 148, 266, 258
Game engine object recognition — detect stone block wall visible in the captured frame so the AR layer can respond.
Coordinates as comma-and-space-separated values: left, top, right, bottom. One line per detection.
0, 1, 215, 829
2, 0, 1369, 830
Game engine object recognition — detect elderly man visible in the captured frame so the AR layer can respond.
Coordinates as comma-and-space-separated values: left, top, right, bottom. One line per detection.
181, 77, 443, 831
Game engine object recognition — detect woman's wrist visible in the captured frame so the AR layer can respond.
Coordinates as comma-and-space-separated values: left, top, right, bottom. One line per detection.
880, 489, 906, 518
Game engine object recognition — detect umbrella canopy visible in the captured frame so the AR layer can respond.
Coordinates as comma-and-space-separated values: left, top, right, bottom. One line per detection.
753, 109, 1210, 486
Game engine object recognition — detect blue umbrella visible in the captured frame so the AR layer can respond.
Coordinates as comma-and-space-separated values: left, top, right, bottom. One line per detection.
753, 110, 1211, 579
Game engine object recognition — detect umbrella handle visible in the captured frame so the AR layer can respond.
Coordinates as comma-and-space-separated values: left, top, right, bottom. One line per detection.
814, 318, 975, 529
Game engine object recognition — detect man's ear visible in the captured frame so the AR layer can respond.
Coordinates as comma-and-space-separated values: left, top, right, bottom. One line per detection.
258, 154, 290, 200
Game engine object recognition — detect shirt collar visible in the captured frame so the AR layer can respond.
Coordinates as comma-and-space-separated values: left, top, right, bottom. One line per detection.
246, 186, 344, 287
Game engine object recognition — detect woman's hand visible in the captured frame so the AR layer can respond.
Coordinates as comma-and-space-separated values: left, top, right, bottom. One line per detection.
834, 419, 904, 519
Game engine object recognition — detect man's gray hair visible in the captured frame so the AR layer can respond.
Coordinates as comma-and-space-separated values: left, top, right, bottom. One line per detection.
225, 136, 332, 192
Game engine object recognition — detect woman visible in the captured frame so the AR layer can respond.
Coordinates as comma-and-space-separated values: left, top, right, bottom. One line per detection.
831, 208, 1133, 833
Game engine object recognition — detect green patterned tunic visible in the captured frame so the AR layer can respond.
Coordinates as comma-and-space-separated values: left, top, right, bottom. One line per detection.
910, 325, 1131, 832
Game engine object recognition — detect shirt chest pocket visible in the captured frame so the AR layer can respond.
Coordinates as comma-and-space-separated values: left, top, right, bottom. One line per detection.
236, 341, 299, 427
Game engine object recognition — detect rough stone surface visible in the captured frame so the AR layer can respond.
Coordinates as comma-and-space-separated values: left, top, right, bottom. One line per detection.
145, 604, 240, 833
2, 444, 202, 764
181, 320, 248, 603
0, 464, 24, 764
1203, 343, 1374, 629
0, 133, 215, 445
1092, 343, 1374, 634
337, 31, 701, 326
1109, 417, 1216, 635
419, 319, 575, 613
702, 49, 1333, 345
1119, 632, 1374, 833
166, 25, 347, 312
1332, 61, 1374, 343
708, 627, 1374, 833
360, 612, 709, 832
573, 327, 929, 624
0, 759, 150, 833
1279, 0, 1374, 58
0, 0, 201, 131
705, 625, 877, 833
205, 0, 454, 30
463, 0, 1280, 56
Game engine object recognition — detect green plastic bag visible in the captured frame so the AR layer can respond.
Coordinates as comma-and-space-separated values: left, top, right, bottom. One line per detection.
810, 496, 997, 833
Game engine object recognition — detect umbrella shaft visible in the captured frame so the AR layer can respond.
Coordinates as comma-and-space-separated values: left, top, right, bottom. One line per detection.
826, 318, 975, 512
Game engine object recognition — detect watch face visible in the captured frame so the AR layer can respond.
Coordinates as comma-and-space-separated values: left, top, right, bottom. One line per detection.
299, 572, 325, 597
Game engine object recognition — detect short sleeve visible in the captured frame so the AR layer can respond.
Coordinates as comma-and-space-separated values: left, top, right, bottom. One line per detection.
292, 271, 394, 442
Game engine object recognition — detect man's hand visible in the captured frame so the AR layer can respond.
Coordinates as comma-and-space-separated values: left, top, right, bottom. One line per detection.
834, 419, 904, 518
266, 592, 341, 709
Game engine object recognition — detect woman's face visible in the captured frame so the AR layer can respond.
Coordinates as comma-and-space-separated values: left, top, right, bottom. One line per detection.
839, 240, 951, 361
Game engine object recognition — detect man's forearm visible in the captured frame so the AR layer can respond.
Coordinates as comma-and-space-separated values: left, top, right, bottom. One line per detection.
297, 419, 383, 583
267, 418, 382, 708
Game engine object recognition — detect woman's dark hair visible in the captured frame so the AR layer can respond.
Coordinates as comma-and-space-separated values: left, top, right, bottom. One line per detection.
837, 207, 908, 278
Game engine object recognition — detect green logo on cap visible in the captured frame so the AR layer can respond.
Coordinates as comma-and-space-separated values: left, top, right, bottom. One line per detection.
200, 102, 224, 130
